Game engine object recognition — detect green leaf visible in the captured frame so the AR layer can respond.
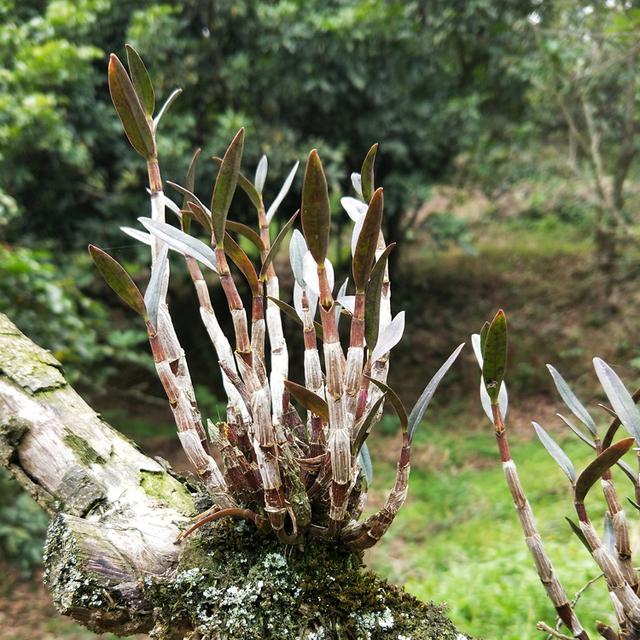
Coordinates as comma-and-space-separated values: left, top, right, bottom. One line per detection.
267, 296, 323, 340
211, 129, 245, 247
224, 233, 260, 295
547, 365, 597, 436
479, 321, 489, 353
259, 210, 299, 280
364, 243, 395, 350
407, 343, 465, 442
226, 220, 265, 252
482, 310, 507, 405
108, 54, 155, 159
352, 187, 383, 291
367, 377, 408, 431
88, 245, 146, 318
565, 517, 591, 553
532, 421, 576, 483
360, 143, 378, 203
353, 394, 387, 454
181, 148, 202, 234
575, 438, 635, 503
212, 156, 262, 212
284, 379, 328, 421
125, 44, 154, 116
301, 149, 331, 264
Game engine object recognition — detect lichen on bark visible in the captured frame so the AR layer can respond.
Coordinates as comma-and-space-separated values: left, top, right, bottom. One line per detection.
144, 518, 461, 640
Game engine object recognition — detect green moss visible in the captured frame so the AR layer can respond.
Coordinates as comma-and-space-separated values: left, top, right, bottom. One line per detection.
144, 519, 464, 640
139, 470, 195, 515
63, 429, 106, 465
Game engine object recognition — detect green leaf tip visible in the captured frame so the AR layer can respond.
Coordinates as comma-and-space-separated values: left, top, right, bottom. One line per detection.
211, 128, 245, 247
301, 149, 331, 264
352, 187, 383, 291
88, 244, 147, 319
360, 143, 378, 203
125, 44, 155, 117
108, 53, 155, 160
482, 309, 507, 405
575, 437, 635, 503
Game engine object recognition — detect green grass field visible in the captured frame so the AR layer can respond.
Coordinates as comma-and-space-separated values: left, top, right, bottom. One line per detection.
366, 411, 632, 640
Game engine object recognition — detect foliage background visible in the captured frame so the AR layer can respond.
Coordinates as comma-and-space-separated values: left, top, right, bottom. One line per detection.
2, 1, 640, 639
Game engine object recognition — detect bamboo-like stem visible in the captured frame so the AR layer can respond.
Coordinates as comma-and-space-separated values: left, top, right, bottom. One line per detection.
258, 203, 289, 423
147, 321, 234, 509
492, 404, 589, 640
214, 247, 253, 365
316, 265, 351, 534
576, 509, 640, 633
344, 292, 365, 423
343, 431, 411, 550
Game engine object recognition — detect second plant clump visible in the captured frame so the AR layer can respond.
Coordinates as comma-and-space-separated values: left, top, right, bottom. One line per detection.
477, 310, 640, 640
90, 46, 463, 550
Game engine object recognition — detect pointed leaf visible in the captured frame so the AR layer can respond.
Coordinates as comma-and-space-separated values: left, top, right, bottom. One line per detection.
337, 295, 355, 315
88, 245, 146, 318
352, 187, 384, 291
557, 413, 636, 484
224, 233, 260, 295
284, 379, 328, 421
407, 343, 465, 442
353, 394, 387, 454
367, 377, 408, 431
472, 333, 508, 421
211, 128, 245, 246
364, 243, 394, 350
565, 517, 591, 553
255, 155, 268, 193
359, 442, 373, 486
360, 143, 378, 203
108, 54, 155, 159
532, 421, 576, 483
186, 202, 213, 234
547, 365, 597, 436
371, 311, 405, 363
575, 437, 635, 503
594, 358, 640, 442
139, 218, 217, 271
260, 210, 299, 280
267, 296, 323, 340
125, 44, 154, 116
153, 88, 181, 129
301, 150, 330, 264
166, 181, 210, 217
144, 244, 168, 328
181, 148, 202, 234
226, 220, 265, 252
212, 156, 261, 211
266, 161, 299, 224
482, 310, 507, 405
628, 498, 640, 511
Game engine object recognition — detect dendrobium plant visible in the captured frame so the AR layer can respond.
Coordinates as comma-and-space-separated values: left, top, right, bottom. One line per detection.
90, 46, 463, 550
476, 310, 640, 640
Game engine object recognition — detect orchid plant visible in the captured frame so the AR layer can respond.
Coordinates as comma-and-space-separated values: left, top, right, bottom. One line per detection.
89, 45, 464, 549
476, 310, 640, 640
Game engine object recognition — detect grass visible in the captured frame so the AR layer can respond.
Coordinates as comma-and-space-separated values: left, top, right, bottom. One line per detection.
366, 411, 635, 640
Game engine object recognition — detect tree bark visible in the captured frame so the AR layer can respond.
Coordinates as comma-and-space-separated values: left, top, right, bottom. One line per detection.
0, 313, 469, 640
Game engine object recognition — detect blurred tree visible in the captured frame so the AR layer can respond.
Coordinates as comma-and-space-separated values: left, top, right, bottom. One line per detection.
525, 1, 640, 301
